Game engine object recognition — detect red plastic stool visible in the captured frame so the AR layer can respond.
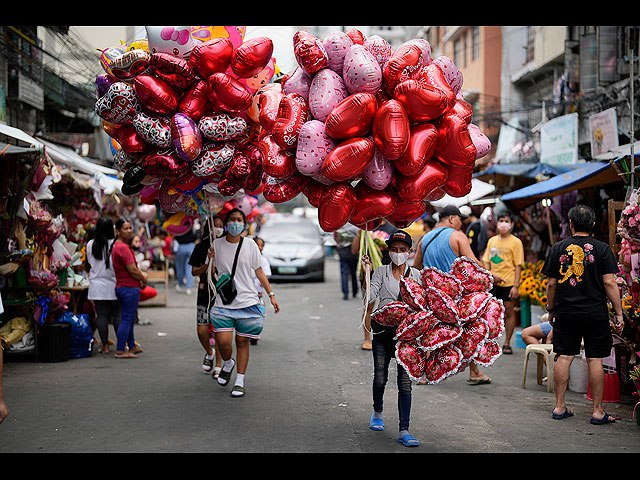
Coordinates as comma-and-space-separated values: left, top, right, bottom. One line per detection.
586, 372, 621, 403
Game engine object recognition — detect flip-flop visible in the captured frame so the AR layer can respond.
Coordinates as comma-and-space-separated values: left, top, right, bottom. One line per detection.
362, 343, 372, 351
397, 433, 419, 447
552, 408, 574, 420
590, 412, 617, 425
502, 345, 513, 354
369, 414, 384, 431
467, 376, 492, 385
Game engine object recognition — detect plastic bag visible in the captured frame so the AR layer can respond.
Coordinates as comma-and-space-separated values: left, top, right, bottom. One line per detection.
56, 312, 94, 358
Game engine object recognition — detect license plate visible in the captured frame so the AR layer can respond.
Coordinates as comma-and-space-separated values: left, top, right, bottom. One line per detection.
278, 266, 297, 274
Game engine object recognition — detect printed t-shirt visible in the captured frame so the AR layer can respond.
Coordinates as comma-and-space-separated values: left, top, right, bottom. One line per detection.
541, 235, 618, 317
212, 237, 263, 309
482, 234, 525, 287
111, 240, 140, 289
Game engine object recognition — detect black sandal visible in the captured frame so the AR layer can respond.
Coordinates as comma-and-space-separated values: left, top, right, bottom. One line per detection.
216, 359, 235, 386
502, 345, 513, 354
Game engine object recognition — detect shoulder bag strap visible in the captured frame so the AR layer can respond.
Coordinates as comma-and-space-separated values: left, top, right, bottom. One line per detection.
423, 227, 447, 255
230, 237, 244, 280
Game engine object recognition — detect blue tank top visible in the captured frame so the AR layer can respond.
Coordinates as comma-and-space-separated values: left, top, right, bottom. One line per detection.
422, 227, 457, 272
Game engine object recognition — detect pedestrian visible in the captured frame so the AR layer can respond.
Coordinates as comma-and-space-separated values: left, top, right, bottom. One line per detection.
412, 205, 493, 385
251, 236, 271, 346
209, 208, 280, 397
111, 219, 148, 359
461, 206, 488, 260
335, 224, 359, 300
361, 230, 421, 447
174, 224, 197, 295
541, 204, 624, 424
189, 215, 224, 376
86, 217, 120, 354
130, 233, 157, 304
521, 313, 553, 345
481, 212, 524, 354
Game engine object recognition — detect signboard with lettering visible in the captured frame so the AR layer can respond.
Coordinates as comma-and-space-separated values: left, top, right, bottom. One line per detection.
540, 112, 578, 165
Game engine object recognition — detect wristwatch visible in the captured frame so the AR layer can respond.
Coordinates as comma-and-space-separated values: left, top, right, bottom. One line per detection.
545, 305, 555, 313
268, 292, 275, 297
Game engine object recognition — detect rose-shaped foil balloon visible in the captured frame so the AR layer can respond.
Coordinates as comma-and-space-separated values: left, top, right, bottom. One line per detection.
372, 100, 410, 160
318, 182, 356, 232
321, 137, 374, 182
323, 31, 353, 76
295, 120, 337, 177
342, 44, 382, 95
95, 82, 140, 125
230, 36, 274, 78
293, 31, 328, 76
171, 113, 202, 162
325, 93, 378, 140
308, 69, 349, 122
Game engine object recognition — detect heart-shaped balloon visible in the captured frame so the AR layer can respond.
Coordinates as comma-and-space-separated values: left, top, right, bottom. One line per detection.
384, 198, 426, 229
112, 149, 139, 171
271, 93, 310, 150
395, 159, 448, 203
458, 291, 492, 322
178, 80, 210, 123
158, 180, 191, 213
468, 123, 492, 160
342, 44, 382, 95
399, 277, 428, 311
323, 31, 353, 76
473, 339, 502, 367
456, 318, 488, 361
142, 149, 190, 178
308, 68, 349, 122
372, 99, 410, 160
318, 182, 356, 232
261, 172, 307, 203
432, 55, 463, 95
415, 62, 457, 110
171, 113, 201, 162
349, 182, 398, 227
450, 257, 494, 294
364, 35, 394, 68
302, 178, 329, 208
422, 345, 463, 384
95, 82, 140, 125
325, 92, 377, 140
199, 113, 248, 141
450, 99, 474, 125
132, 112, 172, 148
394, 79, 451, 123
133, 75, 178, 115
361, 149, 393, 190
281, 66, 312, 102
295, 120, 337, 177
382, 44, 423, 93
481, 298, 505, 340
257, 86, 285, 133
207, 72, 253, 113
110, 49, 151, 82
259, 135, 297, 179
434, 109, 477, 168
190, 142, 235, 177
189, 37, 234, 78
401, 39, 432, 67
230, 36, 274, 78
321, 137, 374, 182
293, 31, 328, 76
442, 164, 473, 197
396, 341, 428, 382
419, 322, 463, 352
371, 301, 413, 327
167, 171, 206, 196
150, 52, 195, 89
111, 124, 149, 154
95, 74, 117, 99
395, 122, 438, 176
346, 29, 366, 45
421, 267, 463, 299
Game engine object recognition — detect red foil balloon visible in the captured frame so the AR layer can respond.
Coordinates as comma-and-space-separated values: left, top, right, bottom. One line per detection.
396, 159, 449, 203
318, 182, 356, 232
112, 124, 149, 154
382, 44, 422, 93
385, 198, 426, 229
150, 53, 195, 89
293, 31, 328, 76
415, 63, 457, 111
372, 100, 410, 160
258, 88, 285, 133
142, 150, 190, 179
259, 135, 297, 179
271, 93, 310, 150
450, 99, 473, 125
433, 110, 477, 168
133, 75, 178, 115
189, 38, 234, 79
171, 113, 202, 162
303, 179, 329, 208
442, 164, 473, 197
349, 182, 398, 227
231, 37, 274, 78
321, 137, 375, 182
346, 29, 366, 45
178, 80, 210, 122
424, 187, 446, 202
395, 122, 438, 176
394, 79, 450, 123
325, 93, 378, 140
207, 72, 253, 113
261, 172, 307, 203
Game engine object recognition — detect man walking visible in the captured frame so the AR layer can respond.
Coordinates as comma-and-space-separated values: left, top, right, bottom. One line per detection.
542, 205, 624, 424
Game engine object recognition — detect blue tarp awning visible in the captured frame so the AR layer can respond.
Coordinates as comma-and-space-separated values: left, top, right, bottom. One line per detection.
473, 162, 581, 180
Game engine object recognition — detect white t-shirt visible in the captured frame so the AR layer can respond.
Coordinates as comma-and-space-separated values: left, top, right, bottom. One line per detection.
213, 236, 263, 309
86, 239, 117, 301
254, 255, 272, 295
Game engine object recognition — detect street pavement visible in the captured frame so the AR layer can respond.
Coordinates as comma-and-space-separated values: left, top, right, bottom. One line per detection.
1, 257, 639, 453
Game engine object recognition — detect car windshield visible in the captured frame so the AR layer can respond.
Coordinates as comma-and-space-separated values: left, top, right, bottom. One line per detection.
260, 221, 320, 244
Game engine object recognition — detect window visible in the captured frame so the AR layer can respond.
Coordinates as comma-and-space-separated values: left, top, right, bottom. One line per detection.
526, 26, 535, 63
472, 26, 480, 60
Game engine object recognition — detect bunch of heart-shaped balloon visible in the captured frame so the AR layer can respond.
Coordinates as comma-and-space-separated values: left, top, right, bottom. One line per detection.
372, 257, 504, 384
256, 29, 492, 232
95, 26, 277, 217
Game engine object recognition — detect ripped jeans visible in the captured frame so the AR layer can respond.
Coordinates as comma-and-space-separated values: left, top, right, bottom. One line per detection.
371, 326, 412, 432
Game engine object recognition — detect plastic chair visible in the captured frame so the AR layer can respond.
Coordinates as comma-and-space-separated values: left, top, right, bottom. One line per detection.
522, 343, 554, 392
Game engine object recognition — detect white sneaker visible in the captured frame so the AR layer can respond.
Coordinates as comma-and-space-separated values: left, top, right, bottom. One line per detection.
175, 285, 183, 293
186, 288, 192, 295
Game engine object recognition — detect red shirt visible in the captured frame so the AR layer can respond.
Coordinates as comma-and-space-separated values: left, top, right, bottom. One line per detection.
111, 240, 140, 288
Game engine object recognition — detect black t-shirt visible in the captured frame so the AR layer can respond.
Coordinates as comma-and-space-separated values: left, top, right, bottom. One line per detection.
541, 235, 618, 316
189, 241, 214, 307
466, 220, 488, 258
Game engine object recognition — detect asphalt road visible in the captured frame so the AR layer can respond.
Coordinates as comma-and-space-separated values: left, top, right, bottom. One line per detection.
1, 257, 639, 453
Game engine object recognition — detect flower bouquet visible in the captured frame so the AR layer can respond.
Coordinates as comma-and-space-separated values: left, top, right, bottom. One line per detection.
519, 261, 548, 307
618, 190, 640, 246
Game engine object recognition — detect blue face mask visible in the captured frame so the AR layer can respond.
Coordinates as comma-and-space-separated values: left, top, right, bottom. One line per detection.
227, 221, 244, 237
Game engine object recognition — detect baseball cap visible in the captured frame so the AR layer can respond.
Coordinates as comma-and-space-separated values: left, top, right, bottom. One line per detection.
438, 205, 468, 220
385, 230, 413, 249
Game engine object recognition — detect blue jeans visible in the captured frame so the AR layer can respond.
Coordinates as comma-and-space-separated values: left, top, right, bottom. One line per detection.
338, 247, 358, 298
372, 330, 412, 432
175, 242, 195, 288
115, 287, 140, 352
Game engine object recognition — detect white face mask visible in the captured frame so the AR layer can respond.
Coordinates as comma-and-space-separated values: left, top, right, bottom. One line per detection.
497, 221, 511, 234
389, 251, 410, 266
214, 227, 224, 238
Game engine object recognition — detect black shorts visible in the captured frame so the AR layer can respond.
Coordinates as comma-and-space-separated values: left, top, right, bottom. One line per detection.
552, 313, 612, 358
491, 285, 514, 302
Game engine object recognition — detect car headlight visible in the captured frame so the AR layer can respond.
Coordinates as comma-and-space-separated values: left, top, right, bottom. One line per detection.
308, 245, 323, 260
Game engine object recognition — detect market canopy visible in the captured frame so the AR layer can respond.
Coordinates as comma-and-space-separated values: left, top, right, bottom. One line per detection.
474, 162, 580, 181
501, 161, 621, 210
429, 178, 496, 208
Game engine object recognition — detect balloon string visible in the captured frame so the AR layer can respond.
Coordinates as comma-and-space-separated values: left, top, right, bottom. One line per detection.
206, 199, 217, 303
359, 230, 373, 334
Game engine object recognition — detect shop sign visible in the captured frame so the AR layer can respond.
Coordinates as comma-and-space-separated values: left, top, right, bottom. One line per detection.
540, 112, 578, 165
589, 107, 619, 157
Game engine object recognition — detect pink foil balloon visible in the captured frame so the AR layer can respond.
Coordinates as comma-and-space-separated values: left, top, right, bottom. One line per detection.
362, 149, 393, 190
468, 123, 492, 159
171, 113, 202, 162
401, 39, 433, 67
282, 66, 312, 102
308, 68, 349, 122
433, 56, 463, 95
364, 35, 394, 68
323, 31, 353, 76
342, 44, 382, 95
295, 120, 337, 176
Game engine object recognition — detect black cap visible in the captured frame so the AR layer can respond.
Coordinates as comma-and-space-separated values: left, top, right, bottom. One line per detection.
385, 230, 413, 249
439, 205, 468, 220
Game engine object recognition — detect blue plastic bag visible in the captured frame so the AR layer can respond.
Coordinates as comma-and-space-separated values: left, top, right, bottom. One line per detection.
56, 312, 94, 358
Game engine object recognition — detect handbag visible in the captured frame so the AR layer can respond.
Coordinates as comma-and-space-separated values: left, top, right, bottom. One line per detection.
215, 237, 243, 305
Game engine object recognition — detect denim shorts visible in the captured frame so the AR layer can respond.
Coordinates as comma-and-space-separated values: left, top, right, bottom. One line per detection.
210, 304, 265, 339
